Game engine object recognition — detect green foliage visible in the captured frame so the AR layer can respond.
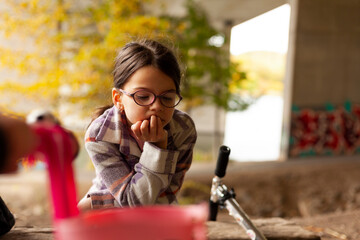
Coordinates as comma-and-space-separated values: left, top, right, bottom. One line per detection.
178, 180, 210, 205
193, 149, 213, 162
165, 0, 251, 111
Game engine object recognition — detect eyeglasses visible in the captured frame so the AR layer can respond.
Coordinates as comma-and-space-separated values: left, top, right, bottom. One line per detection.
119, 89, 182, 108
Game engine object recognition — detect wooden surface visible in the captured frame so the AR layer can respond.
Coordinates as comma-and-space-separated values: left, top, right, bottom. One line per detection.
207, 218, 320, 240
1, 218, 320, 240
1, 227, 53, 240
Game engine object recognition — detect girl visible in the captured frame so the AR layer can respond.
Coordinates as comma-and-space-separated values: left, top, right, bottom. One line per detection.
78, 39, 197, 211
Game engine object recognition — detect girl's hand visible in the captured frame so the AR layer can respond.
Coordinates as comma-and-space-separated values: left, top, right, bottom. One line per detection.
131, 115, 168, 149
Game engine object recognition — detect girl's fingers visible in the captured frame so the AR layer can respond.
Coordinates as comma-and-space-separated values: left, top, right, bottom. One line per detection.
131, 121, 142, 139
149, 115, 157, 138
140, 119, 149, 139
156, 116, 163, 138
132, 117, 165, 142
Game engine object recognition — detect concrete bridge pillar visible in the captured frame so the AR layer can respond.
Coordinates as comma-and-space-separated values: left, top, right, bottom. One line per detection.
282, 0, 360, 159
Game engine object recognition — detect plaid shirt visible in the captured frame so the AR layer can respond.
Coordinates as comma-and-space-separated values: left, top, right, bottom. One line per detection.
83, 106, 197, 209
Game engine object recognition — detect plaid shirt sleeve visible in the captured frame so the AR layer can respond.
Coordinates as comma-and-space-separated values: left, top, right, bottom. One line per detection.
157, 111, 197, 204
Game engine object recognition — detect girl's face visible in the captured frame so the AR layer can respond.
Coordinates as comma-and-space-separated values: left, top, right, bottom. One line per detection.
114, 66, 177, 128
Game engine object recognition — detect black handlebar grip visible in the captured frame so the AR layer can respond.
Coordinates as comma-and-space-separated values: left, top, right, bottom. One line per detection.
215, 145, 231, 178
209, 200, 219, 221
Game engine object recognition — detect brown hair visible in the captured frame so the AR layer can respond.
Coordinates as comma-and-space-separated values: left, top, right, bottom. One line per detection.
90, 39, 181, 124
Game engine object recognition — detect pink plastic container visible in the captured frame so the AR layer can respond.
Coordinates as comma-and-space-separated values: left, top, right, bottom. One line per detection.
55, 204, 208, 240
29, 125, 79, 220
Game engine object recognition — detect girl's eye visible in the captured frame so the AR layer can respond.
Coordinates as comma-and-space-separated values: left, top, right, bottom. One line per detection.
135, 95, 151, 103
161, 93, 176, 102
136, 95, 150, 100
134, 91, 153, 103
161, 96, 174, 102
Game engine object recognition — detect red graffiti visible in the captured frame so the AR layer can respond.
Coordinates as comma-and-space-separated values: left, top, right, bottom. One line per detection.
290, 104, 360, 157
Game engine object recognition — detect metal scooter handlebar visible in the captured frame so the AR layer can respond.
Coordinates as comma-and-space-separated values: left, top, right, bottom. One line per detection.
215, 145, 231, 178
209, 146, 267, 240
209, 145, 230, 221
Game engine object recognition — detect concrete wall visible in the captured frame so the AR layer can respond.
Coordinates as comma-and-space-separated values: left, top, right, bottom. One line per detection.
292, 0, 360, 107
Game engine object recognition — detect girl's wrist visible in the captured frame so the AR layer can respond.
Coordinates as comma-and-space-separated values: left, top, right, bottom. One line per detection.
154, 139, 167, 149
154, 131, 168, 149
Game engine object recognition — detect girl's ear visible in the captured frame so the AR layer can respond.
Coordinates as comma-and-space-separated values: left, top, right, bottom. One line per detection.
112, 88, 123, 111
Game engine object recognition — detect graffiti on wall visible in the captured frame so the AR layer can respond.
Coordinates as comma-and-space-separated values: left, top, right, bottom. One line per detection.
290, 102, 360, 157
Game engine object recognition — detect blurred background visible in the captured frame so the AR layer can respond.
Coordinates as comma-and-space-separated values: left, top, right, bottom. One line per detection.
0, 0, 290, 166
2, 0, 359, 166
1, 0, 360, 235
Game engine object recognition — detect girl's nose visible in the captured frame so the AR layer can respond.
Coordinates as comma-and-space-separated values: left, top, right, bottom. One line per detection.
149, 97, 163, 110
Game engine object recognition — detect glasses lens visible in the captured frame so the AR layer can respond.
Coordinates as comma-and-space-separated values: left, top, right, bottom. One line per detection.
134, 91, 155, 106
160, 92, 181, 107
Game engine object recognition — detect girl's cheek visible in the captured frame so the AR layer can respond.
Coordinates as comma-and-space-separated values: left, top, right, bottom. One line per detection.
125, 109, 144, 125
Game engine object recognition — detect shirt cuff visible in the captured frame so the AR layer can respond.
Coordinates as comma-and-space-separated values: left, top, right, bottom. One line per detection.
139, 142, 179, 174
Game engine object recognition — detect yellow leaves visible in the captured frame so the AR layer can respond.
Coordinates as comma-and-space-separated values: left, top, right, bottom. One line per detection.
23, 68, 64, 100
0, 81, 33, 108
53, 1, 72, 25
0, 13, 19, 38
110, 0, 145, 17
0, 11, 50, 40
0, 0, 175, 115
19, 2, 28, 9
18, 0, 42, 13
105, 16, 170, 49
0, 47, 54, 76
0, 56, 64, 106
0, 0, 69, 41
229, 71, 256, 96
176, 22, 187, 34
0, 47, 18, 68
231, 71, 242, 82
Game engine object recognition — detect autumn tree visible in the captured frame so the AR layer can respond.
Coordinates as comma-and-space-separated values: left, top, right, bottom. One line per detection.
0, 0, 170, 118
0, 0, 251, 123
